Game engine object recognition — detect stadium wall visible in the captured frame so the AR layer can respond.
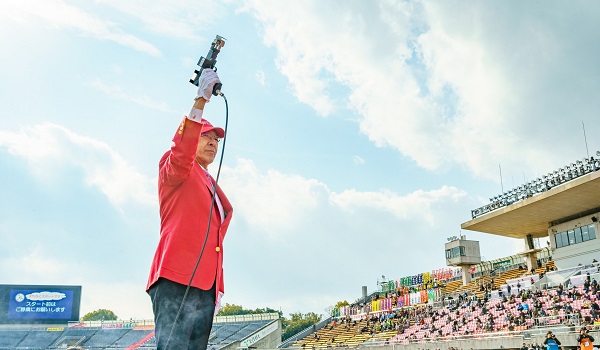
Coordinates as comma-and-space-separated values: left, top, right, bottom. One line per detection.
342, 328, 592, 350
227, 318, 282, 350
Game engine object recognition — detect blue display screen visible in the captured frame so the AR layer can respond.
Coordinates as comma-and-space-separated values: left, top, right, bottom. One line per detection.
8, 289, 74, 320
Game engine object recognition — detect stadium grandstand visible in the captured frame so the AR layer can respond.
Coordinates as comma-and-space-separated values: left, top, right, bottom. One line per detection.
279, 153, 600, 349
0, 313, 280, 350
2, 153, 600, 350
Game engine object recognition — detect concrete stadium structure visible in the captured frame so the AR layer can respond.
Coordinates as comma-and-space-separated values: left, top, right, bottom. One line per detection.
462, 165, 600, 276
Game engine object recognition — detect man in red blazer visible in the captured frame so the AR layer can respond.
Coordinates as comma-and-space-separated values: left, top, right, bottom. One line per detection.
146, 68, 233, 350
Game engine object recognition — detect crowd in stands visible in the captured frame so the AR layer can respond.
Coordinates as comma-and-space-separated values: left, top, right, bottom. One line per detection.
295, 262, 600, 349
391, 278, 599, 343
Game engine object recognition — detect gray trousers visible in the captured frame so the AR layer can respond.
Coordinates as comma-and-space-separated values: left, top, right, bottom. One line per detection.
149, 278, 216, 350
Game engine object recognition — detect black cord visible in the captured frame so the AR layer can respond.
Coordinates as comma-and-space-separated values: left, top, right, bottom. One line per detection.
164, 92, 229, 349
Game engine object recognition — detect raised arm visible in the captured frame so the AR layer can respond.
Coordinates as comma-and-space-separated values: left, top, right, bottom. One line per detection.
159, 69, 221, 185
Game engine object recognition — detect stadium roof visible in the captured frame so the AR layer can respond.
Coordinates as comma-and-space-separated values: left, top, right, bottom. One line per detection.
461, 170, 600, 239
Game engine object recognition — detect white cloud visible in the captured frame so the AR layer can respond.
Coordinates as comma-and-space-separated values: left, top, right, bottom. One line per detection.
222, 158, 467, 235
0, 123, 156, 209
0, 247, 66, 279
256, 70, 266, 86
222, 158, 328, 238
97, 0, 225, 41
331, 185, 467, 226
353, 155, 365, 165
88, 78, 176, 113
0, 0, 161, 56
241, 1, 341, 116
243, 0, 600, 182
81, 281, 153, 320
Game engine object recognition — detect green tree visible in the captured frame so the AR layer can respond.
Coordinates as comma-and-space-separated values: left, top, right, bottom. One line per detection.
334, 300, 349, 309
281, 312, 322, 341
252, 307, 282, 317
216, 303, 246, 316
216, 304, 282, 317
216, 304, 320, 341
81, 309, 118, 321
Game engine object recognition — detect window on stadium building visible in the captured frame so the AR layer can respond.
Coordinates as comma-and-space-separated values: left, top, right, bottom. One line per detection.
445, 246, 465, 259
554, 224, 596, 248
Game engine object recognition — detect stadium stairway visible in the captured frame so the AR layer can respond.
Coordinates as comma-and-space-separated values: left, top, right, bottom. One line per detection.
125, 330, 155, 349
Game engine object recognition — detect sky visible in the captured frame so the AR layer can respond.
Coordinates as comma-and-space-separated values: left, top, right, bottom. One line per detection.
1, 0, 600, 321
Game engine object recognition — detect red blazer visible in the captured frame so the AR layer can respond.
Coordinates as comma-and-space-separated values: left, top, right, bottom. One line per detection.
146, 117, 233, 300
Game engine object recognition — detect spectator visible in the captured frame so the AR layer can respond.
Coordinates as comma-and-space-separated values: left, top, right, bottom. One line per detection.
565, 304, 573, 313
591, 301, 600, 320
585, 278, 591, 292
543, 331, 562, 350
577, 327, 594, 350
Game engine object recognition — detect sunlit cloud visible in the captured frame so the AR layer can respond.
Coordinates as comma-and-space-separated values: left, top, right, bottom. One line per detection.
88, 78, 176, 113
97, 0, 225, 41
256, 70, 266, 86
0, 0, 161, 56
223, 158, 467, 234
353, 155, 365, 165
0, 123, 156, 209
244, 0, 600, 181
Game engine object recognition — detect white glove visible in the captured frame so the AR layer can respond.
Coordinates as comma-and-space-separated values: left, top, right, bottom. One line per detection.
196, 68, 220, 102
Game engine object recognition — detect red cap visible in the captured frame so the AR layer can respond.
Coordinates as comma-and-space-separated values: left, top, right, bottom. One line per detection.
200, 118, 225, 138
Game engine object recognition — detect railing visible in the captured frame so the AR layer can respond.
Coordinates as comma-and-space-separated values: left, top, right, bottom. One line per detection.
284, 316, 584, 350
533, 313, 580, 328
65, 313, 280, 330
538, 265, 583, 290
67, 319, 154, 329
214, 312, 280, 323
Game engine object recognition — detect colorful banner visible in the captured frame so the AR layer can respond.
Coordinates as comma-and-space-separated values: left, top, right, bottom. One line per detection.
493, 260, 511, 270
371, 299, 380, 312
427, 288, 435, 301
